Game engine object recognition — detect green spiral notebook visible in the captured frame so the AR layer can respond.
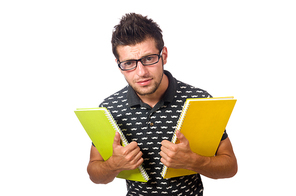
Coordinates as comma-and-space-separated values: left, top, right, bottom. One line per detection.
74, 107, 149, 182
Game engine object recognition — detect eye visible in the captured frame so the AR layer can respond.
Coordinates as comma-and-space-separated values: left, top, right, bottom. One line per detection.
122, 61, 135, 67
123, 61, 132, 66
145, 56, 153, 61
142, 55, 157, 64
145, 56, 154, 62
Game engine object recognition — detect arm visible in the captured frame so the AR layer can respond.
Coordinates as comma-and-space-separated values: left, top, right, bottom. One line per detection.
87, 145, 118, 184
160, 130, 237, 179
87, 132, 144, 184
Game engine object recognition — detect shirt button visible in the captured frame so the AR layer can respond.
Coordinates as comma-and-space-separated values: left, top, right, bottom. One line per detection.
150, 122, 154, 126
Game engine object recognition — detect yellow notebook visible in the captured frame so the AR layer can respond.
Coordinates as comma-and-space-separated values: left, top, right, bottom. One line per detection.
161, 97, 237, 179
74, 107, 149, 182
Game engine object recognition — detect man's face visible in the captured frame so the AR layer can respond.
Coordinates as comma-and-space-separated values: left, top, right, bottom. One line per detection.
117, 38, 168, 96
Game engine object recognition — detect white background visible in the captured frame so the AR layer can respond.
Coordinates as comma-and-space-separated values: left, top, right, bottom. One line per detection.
1, 0, 295, 195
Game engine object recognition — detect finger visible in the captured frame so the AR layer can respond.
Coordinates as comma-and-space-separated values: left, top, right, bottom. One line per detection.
160, 143, 170, 155
159, 150, 168, 159
160, 158, 169, 167
160, 152, 170, 167
113, 132, 121, 147
134, 151, 144, 165
122, 142, 141, 157
136, 157, 144, 167
130, 154, 144, 170
128, 141, 139, 149
161, 139, 172, 148
124, 147, 143, 166
128, 144, 142, 157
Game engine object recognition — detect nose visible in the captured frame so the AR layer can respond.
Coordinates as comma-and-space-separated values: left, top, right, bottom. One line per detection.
136, 61, 149, 77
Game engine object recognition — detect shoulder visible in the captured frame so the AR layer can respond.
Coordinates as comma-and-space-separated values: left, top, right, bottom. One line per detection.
99, 86, 129, 108
175, 80, 212, 98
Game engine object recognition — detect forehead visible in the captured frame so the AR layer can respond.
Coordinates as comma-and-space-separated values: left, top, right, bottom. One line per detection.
117, 38, 158, 61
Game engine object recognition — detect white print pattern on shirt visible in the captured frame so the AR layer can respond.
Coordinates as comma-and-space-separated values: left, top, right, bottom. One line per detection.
100, 75, 227, 196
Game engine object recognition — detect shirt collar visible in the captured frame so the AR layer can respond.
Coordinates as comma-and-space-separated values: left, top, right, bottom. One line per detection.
127, 70, 177, 107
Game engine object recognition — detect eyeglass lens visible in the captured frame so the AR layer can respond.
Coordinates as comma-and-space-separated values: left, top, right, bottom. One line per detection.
119, 54, 160, 71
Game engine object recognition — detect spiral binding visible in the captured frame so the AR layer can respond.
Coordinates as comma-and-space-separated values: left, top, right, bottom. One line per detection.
104, 108, 150, 181
161, 101, 191, 178
104, 109, 129, 146
171, 102, 191, 144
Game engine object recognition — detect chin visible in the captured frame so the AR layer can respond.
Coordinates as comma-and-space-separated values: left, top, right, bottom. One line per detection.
136, 88, 156, 96
134, 85, 158, 96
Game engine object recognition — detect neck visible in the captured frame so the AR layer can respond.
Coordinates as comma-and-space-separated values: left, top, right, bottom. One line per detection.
137, 74, 169, 108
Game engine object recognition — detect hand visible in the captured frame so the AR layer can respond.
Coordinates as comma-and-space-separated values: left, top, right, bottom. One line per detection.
160, 130, 195, 169
108, 132, 143, 172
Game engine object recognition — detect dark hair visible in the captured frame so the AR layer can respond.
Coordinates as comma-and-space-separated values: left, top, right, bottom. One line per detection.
111, 13, 164, 60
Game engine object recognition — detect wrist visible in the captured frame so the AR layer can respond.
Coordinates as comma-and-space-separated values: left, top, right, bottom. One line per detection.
105, 157, 122, 174
187, 152, 210, 172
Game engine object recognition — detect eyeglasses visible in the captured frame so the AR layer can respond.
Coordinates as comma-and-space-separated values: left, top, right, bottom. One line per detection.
117, 49, 163, 71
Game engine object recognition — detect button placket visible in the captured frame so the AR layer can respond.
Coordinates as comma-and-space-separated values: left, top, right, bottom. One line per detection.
146, 112, 154, 126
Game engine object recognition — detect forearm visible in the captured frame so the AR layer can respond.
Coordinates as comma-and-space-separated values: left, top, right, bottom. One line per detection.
188, 152, 237, 179
160, 132, 238, 179
87, 159, 120, 184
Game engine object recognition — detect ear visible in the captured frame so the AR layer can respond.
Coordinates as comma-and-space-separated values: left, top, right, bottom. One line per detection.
161, 46, 168, 65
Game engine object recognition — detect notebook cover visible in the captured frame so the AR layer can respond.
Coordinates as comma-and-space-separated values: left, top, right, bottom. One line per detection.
75, 107, 149, 182
162, 97, 236, 179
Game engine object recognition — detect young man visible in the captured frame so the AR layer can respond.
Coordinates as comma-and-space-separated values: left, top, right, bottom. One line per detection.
87, 13, 237, 195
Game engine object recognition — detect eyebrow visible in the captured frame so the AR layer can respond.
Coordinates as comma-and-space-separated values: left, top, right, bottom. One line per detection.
120, 51, 157, 62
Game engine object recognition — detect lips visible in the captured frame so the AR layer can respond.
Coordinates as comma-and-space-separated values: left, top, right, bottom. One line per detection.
136, 78, 152, 86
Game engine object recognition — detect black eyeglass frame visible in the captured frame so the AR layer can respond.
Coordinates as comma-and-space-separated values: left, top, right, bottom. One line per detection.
117, 48, 163, 71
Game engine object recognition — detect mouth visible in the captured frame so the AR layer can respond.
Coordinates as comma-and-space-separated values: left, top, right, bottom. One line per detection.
136, 78, 152, 86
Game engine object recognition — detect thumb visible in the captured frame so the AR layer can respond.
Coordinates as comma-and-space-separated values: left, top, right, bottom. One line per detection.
176, 130, 188, 144
113, 132, 121, 147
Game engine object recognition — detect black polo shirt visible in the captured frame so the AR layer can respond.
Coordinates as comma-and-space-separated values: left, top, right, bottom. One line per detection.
99, 70, 228, 196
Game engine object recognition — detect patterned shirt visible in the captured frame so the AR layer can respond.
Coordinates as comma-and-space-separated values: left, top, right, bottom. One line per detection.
99, 70, 228, 196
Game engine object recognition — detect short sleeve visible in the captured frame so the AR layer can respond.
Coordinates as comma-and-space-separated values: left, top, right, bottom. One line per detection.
221, 129, 228, 141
